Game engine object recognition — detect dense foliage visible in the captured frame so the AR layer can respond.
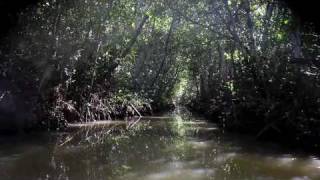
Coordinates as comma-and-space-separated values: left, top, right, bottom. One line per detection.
0, 0, 320, 148
178, 0, 320, 147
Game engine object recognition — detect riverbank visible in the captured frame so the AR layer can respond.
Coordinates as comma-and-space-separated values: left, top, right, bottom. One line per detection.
186, 102, 320, 154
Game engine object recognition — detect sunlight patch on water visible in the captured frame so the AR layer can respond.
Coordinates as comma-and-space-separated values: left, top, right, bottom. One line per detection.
276, 155, 296, 167
291, 176, 312, 180
143, 168, 215, 180
189, 140, 213, 149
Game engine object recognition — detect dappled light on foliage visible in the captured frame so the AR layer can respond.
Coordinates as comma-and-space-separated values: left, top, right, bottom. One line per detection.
1, 0, 319, 137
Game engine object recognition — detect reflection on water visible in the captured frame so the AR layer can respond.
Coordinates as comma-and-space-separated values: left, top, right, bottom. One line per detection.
0, 112, 320, 180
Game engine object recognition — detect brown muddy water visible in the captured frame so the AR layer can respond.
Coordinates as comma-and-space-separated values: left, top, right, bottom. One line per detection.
0, 111, 320, 180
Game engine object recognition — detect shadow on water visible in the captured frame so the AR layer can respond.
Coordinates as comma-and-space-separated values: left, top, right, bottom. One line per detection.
0, 109, 320, 180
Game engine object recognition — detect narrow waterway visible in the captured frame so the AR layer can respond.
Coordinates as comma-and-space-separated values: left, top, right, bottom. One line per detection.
0, 111, 320, 180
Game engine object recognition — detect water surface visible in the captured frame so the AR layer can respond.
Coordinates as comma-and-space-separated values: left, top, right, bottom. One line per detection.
0, 112, 320, 180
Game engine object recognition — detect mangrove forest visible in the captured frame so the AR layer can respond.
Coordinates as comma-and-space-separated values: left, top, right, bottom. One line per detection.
0, 0, 320, 179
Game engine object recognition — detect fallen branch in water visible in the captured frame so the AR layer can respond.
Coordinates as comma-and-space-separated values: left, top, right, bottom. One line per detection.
0, 91, 8, 101
255, 121, 281, 139
127, 117, 142, 129
130, 103, 142, 117
59, 135, 74, 147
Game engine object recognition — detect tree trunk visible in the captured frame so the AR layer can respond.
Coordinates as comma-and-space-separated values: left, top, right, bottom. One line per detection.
150, 17, 176, 89
291, 17, 304, 58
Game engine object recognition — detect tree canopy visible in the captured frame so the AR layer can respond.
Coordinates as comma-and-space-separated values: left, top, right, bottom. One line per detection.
0, 0, 320, 147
